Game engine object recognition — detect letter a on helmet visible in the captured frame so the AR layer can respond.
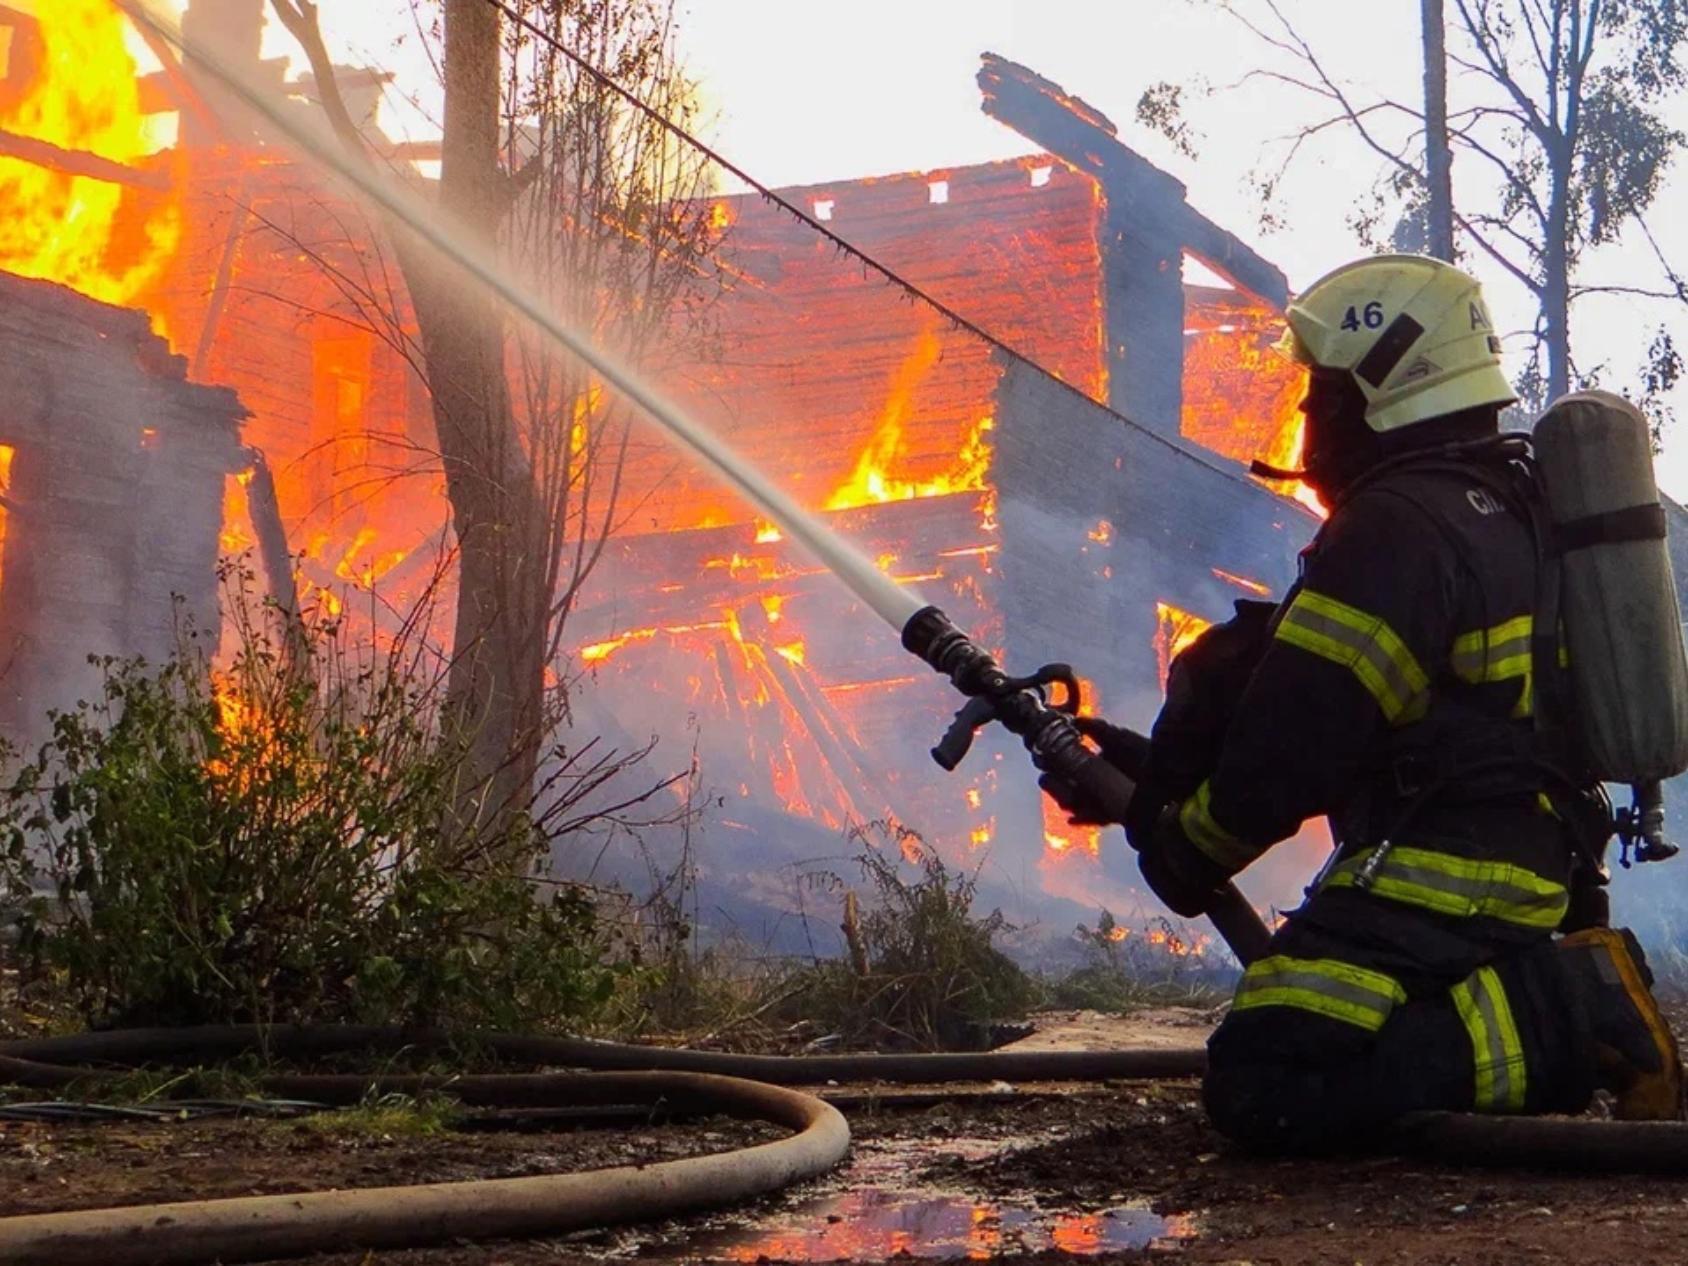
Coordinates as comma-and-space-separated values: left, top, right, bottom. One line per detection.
1277, 255, 1517, 433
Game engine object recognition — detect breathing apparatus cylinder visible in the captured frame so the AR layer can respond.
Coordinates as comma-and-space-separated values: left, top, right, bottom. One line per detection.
1534, 391, 1688, 860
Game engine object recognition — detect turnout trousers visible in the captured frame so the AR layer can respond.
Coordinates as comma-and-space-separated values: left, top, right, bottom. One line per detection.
1203, 805, 1597, 1152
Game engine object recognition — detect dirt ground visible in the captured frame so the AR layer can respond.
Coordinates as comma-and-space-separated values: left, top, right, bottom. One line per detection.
4, 1010, 1688, 1265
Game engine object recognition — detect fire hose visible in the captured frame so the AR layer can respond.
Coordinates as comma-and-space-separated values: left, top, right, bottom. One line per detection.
9, 1027, 1688, 1266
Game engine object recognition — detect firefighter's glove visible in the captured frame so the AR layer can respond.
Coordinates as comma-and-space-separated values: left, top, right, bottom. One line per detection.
1138, 804, 1232, 918
1074, 716, 1150, 779
1037, 717, 1148, 828
1038, 767, 1123, 828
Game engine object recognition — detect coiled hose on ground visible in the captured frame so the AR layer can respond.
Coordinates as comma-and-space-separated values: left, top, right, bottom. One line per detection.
0, 1025, 1686, 1265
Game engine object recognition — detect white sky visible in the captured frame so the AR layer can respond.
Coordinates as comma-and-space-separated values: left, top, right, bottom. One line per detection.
254, 0, 1688, 494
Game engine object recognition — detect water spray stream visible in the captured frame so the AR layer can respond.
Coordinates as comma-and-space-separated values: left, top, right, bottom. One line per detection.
122, 0, 924, 635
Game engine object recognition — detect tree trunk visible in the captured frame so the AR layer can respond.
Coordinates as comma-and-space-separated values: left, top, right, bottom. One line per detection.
1545, 142, 1574, 403
418, 0, 545, 833
1420, 0, 1455, 261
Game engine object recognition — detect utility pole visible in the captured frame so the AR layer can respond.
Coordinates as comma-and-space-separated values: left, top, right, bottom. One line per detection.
1421, 0, 1455, 261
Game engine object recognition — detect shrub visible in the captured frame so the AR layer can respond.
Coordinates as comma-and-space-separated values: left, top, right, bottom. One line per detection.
1042, 909, 1234, 1013
782, 825, 1035, 1051
0, 588, 621, 1032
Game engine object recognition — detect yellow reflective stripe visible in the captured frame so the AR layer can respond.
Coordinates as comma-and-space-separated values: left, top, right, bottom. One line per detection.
1178, 780, 1257, 871
1452, 965, 1527, 1111
1324, 845, 1568, 929
1233, 954, 1407, 1032
1275, 589, 1429, 724
1451, 615, 1535, 718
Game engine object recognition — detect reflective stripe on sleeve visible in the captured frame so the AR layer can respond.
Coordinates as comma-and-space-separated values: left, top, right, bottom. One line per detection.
1232, 954, 1407, 1032
1451, 614, 1535, 718
1178, 779, 1259, 872
1323, 845, 1568, 929
1274, 588, 1429, 725
1452, 965, 1527, 1111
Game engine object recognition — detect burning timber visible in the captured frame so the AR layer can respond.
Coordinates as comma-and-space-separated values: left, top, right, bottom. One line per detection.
0, 271, 245, 740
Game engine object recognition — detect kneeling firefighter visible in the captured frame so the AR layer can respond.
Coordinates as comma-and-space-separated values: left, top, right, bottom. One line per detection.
1050, 254, 1688, 1150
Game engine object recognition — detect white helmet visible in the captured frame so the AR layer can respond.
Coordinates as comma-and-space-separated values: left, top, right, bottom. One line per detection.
1279, 254, 1517, 432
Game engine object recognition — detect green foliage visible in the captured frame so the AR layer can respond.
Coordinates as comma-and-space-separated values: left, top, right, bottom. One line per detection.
0, 590, 619, 1032
1042, 910, 1232, 1013
782, 826, 1035, 1051
293, 1091, 462, 1141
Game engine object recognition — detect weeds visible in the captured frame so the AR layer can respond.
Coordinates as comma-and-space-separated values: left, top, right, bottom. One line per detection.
293, 1091, 462, 1141
0, 578, 621, 1032
1041, 910, 1233, 1013
780, 824, 1035, 1051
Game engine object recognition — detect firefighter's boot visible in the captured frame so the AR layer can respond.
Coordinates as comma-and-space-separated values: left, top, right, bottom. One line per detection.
1558, 927, 1683, 1120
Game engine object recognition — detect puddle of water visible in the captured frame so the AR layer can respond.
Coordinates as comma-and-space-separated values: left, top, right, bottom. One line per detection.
693, 1190, 1197, 1261
615, 1133, 1198, 1262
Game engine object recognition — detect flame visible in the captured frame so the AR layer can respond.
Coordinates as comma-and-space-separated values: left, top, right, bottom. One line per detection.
0, 444, 14, 592
1106, 925, 1129, 942
753, 519, 782, 543
1088, 519, 1114, 544
0, 0, 180, 311
333, 527, 409, 588
825, 327, 996, 511
1211, 566, 1272, 597
1154, 601, 1213, 687
1146, 927, 1212, 957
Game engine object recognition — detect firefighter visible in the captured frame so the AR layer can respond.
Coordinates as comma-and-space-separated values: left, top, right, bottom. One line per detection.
1056, 254, 1683, 1151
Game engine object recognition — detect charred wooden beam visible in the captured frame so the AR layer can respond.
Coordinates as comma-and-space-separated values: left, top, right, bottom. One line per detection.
979, 53, 1289, 437
0, 127, 170, 191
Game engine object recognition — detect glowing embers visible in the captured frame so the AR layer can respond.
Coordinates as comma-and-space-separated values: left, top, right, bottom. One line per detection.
331, 526, 410, 589
825, 326, 996, 512
0, 0, 180, 311
1179, 283, 1321, 513
574, 599, 873, 830
1040, 673, 1103, 860
0, 443, 13, 594
219, 467, 255, 554
1153, 601, 1213, 687
1145, 925, 1212, 958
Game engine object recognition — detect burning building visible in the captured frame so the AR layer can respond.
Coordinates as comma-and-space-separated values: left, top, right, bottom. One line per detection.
28, 3, 1688, 943
560, 57, 1322, 926
3, 2, 1324, 931
10, 0, 1320, 933
0, 3, 246, 741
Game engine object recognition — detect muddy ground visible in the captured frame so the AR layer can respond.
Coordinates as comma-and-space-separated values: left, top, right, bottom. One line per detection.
3, 1011, 1688, 1265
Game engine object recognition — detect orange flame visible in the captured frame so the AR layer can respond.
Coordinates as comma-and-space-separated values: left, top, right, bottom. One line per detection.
0, 1, 180, 311
825, 328, 995, 510
1154, 601, 1213, 687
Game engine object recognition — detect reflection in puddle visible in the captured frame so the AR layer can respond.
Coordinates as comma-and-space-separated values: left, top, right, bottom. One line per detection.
702, 1190, 1197, 1261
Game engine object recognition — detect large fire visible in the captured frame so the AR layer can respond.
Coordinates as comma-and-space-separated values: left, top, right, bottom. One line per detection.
0, 0, 179, 312
4, 15, 1314, 928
